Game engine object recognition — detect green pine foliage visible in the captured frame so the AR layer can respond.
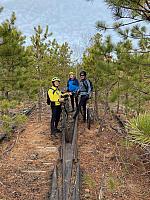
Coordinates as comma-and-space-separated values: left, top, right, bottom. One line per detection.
0, 12, 73, 127
0, 12, 29, 100
105, 0, 150, 22
0, 99, 27, 136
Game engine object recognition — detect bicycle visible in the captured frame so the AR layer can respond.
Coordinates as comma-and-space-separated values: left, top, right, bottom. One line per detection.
80, 97, 94, 130
61, 96, 73, 143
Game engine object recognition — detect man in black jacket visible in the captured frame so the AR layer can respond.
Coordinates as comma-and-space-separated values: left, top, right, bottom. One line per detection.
73, 71, 91, 122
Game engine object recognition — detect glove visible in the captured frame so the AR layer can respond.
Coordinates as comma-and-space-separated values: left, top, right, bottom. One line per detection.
59, 98, 65, 103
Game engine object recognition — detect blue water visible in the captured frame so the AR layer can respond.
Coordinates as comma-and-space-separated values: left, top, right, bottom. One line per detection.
0, 0, 115, 58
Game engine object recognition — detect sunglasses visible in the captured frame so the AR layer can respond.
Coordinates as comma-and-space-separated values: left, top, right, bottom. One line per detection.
80, 74, 85, 77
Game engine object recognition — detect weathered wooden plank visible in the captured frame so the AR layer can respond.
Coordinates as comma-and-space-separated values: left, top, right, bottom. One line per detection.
72, 163, 80, 200
50, 166, 59, 200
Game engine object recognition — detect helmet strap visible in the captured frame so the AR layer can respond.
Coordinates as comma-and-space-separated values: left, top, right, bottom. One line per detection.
53, 82, 59, 87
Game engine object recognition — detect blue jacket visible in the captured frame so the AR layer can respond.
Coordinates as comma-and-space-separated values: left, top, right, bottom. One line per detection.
67, 78, 79, 92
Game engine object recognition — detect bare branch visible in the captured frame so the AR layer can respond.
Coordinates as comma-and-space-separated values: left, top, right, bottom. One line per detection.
133, 85, 149, 95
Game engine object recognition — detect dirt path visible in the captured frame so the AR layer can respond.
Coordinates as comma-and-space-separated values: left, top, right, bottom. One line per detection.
0, 108, 59, 200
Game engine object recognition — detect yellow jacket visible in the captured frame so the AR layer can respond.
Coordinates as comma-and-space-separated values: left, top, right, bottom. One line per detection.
48, 86, 62, 106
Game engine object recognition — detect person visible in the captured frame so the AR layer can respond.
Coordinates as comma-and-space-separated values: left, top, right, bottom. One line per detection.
73, 70, 91, 122
67, 72, 79, 112
47, 77, 69, 137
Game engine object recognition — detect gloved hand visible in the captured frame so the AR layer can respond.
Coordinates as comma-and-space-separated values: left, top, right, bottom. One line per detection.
62, 92, 70, 97
59, 98, 65, 103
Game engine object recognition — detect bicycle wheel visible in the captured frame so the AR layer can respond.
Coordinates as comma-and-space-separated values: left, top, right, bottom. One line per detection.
64, 97, 70, 113
87, 108, 91, 130
65, 130, 69, 143
62, 110, 69, 142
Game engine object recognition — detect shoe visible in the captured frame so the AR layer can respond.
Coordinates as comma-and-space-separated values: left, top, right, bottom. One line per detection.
51, 134, 58, 139
73, 113, 77, 119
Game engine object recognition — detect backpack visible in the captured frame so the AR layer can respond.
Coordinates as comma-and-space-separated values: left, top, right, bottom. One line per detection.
89, 80, 93, 91
83, 79, 93, 92
47, 92, 51, 105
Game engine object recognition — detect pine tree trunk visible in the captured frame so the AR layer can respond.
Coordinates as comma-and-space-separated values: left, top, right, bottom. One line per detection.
37, 64, 42, 122
105, 87, 109, 114
5, 91, 9, 99
38, 88, 42, 122
117, 81, 120, 113
94, 89, 99, 120
125, 92, 129, 115
137, 92, 141, 115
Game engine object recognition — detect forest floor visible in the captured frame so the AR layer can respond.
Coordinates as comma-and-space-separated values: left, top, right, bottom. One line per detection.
0, 105, 149, 200
79, 112, 150, 200
0, 106, 60, 200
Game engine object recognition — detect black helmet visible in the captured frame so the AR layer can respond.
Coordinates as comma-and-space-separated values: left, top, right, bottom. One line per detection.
80, 70, 86, 76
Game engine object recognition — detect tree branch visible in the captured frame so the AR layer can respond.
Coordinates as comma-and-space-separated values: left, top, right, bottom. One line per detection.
146, 0, 150, 9
97, 19, 144, 31
137, 1, 150, 12
133, 85, 149, 95
117, 19, 144, 27
116, 5, 146, 12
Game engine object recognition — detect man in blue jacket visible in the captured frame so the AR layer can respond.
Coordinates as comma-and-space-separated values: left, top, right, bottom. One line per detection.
73, 70, 91, 122
67, 72, 79, 111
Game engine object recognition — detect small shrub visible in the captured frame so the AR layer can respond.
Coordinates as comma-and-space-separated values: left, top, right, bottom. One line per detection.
127, 113, 150, 146
83, 174, 96, 188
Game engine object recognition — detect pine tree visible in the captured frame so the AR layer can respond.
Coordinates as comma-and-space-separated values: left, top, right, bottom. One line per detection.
28, 25, 52, 122
82, 33, 115, 116
0, 12, 27, 100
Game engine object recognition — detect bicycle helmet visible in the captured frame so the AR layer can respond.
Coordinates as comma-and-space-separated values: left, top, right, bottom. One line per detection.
69, 71, 74, 75
52, 77, 60, 82
80, 70, 86, 76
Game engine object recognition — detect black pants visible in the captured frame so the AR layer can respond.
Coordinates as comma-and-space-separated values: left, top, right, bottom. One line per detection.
74, 95, 88, 121
70, 93, 78, 110
51, 105, 62, 134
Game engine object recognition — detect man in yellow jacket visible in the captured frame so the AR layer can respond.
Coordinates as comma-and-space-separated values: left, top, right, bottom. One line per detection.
47, 77, 68, 137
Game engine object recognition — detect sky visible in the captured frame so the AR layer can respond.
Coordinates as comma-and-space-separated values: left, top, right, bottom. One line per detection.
0, 0, 119, 59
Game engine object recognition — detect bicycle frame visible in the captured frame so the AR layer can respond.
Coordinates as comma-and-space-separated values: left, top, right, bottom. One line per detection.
78, 96, 94, 129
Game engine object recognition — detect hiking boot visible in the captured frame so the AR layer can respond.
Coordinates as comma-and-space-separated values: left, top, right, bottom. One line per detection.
73, 112, 77, 119
51, 134, 59, 139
